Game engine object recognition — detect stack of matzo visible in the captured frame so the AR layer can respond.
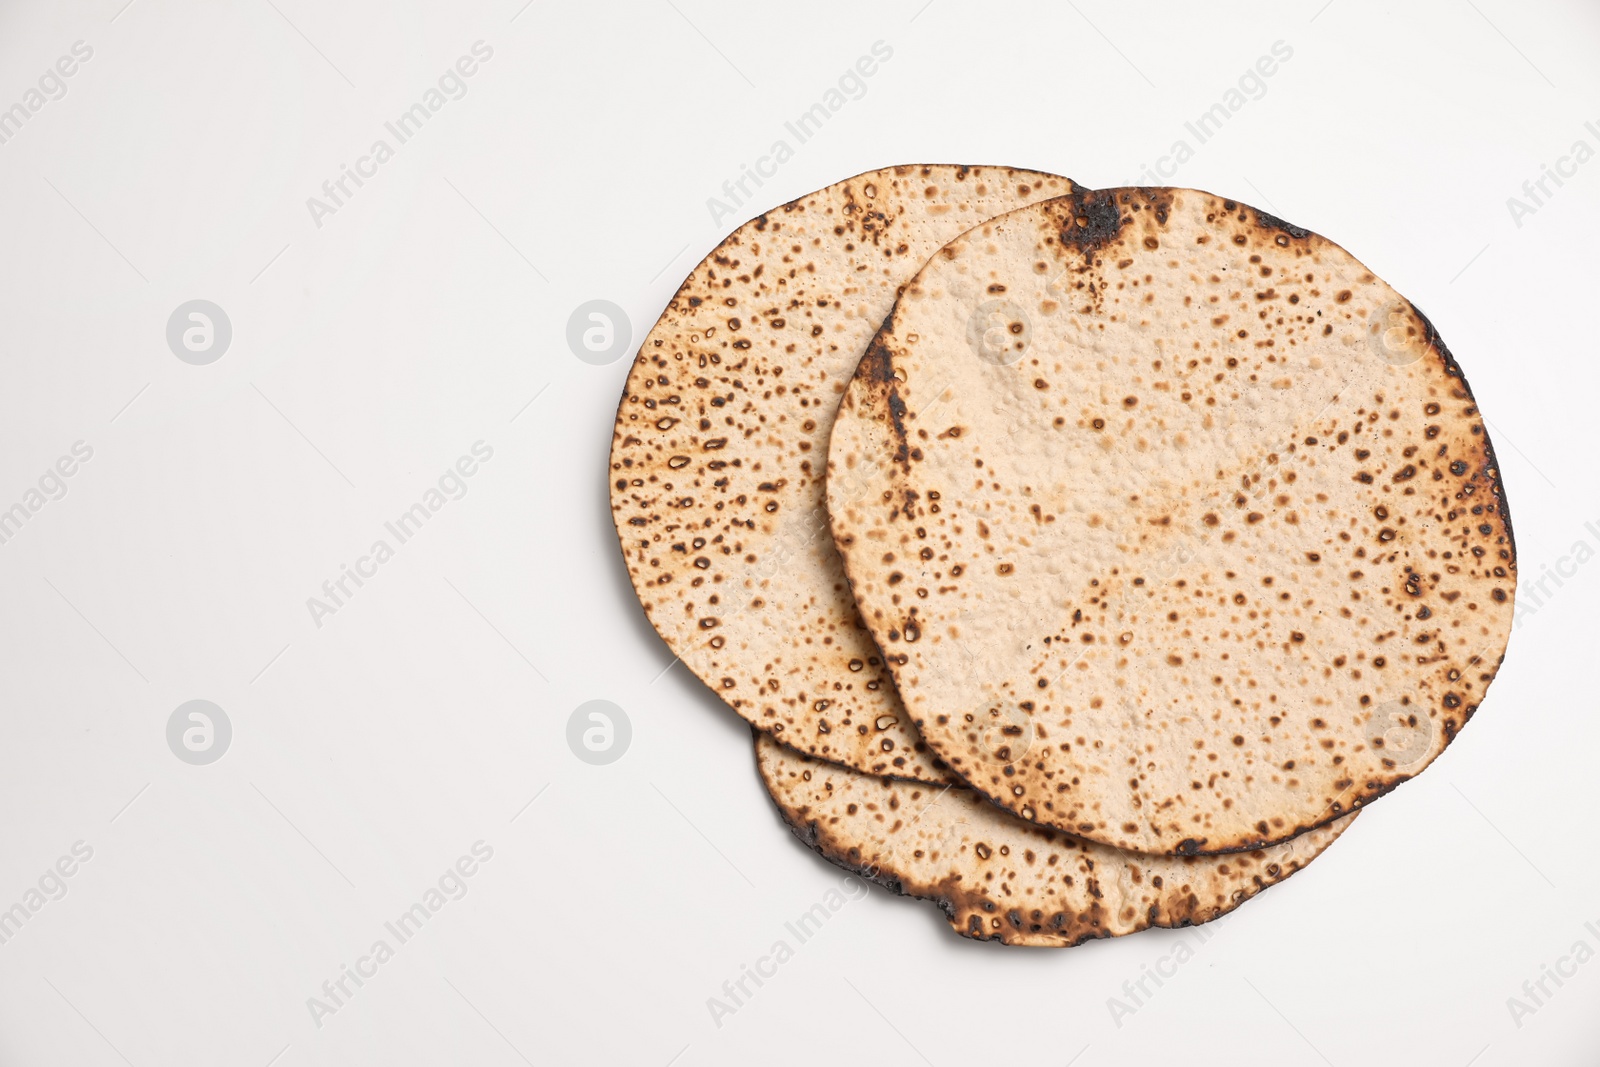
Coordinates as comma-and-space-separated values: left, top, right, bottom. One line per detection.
611, 166, 1514, 946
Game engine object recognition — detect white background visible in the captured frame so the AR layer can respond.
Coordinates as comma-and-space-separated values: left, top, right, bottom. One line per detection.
0, 1, 1595, 1064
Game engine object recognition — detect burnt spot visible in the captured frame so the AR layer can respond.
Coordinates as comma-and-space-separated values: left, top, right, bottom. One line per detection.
886, 391, 911, 466
1254, 209, 1312, 240
853, 318, 917, 469
858, 312, 897, 387
1045, 187, 1128, 262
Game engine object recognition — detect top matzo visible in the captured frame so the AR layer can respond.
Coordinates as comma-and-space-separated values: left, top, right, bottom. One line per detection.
828, 187, 1516, 854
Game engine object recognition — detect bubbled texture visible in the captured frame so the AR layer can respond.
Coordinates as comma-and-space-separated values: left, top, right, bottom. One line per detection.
611, 165, 1075, 782
828, 187, 1516, 853
757, 731, 1353, 947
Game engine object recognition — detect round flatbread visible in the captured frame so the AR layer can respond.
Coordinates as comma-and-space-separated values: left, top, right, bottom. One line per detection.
611, 165, 1076, 782
756, 730, 1354, 947
827, 187, 1516, 854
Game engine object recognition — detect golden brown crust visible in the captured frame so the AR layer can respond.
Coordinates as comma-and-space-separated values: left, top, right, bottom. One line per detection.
610, 165, 1076, 782
827, 187, 1516, 853
755, 731, 1354, 947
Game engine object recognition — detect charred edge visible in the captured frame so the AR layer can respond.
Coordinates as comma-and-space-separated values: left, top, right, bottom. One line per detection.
1410, 302, 1519, 564
756, 735, 1339, 944
793, 824, 910, 899
763, 793, 943, 928
755, 740, 1091, 948
1253, 209, 1312, 239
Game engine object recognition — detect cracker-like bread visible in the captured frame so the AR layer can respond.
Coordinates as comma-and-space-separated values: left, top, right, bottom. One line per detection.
827, 187, 1515, 852
611, 165, 1075, 781
757, 731, 1354, 947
